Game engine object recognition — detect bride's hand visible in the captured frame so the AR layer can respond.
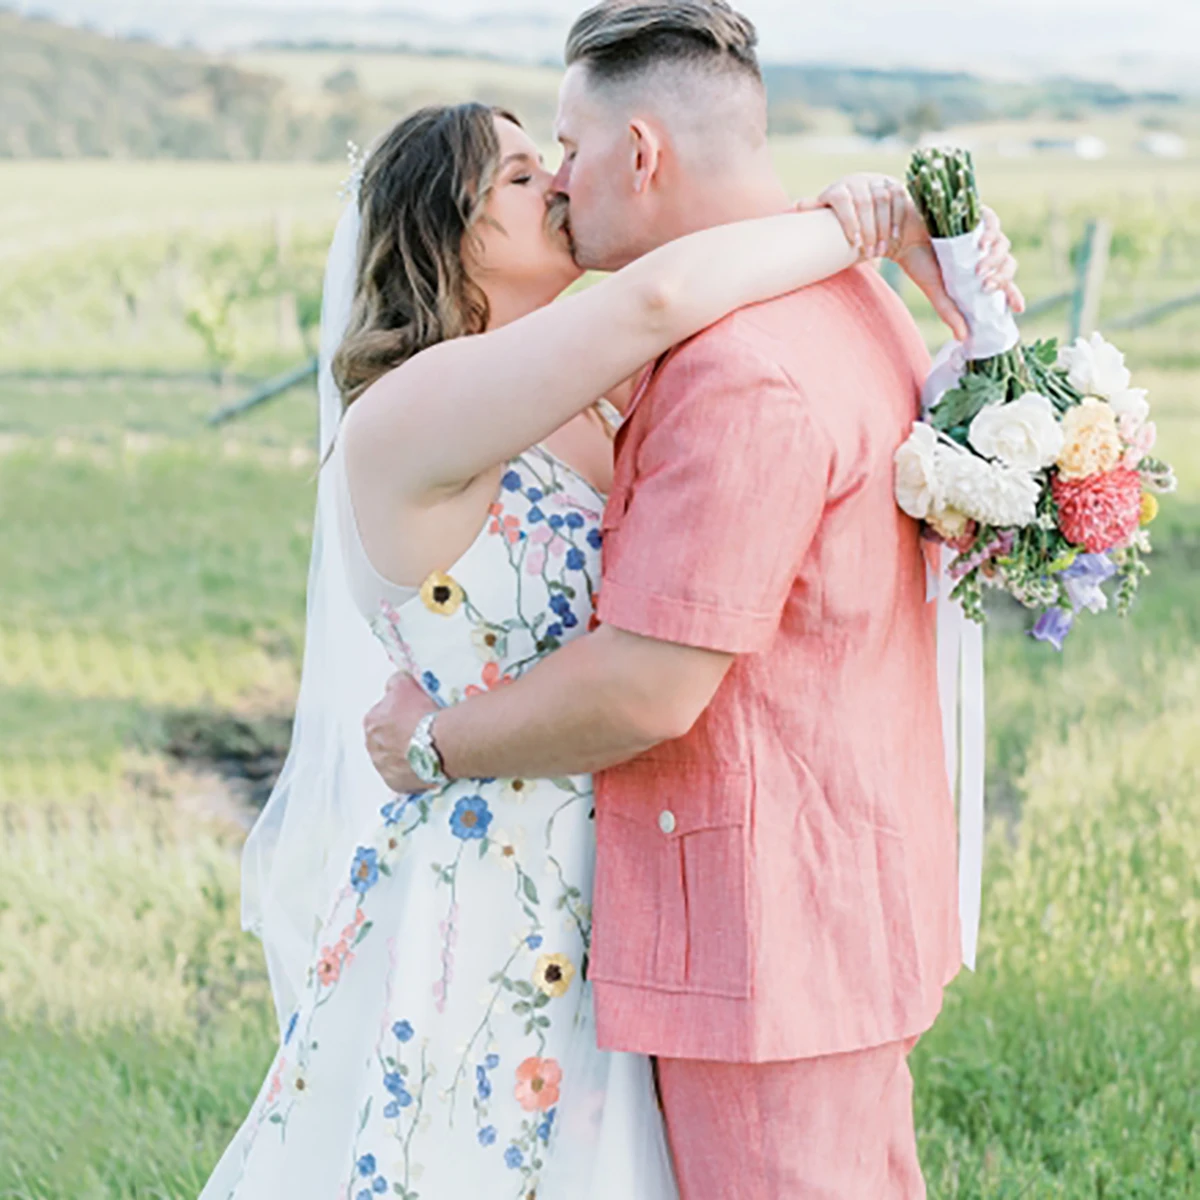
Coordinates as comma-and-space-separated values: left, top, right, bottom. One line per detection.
798, 176, 1026, 341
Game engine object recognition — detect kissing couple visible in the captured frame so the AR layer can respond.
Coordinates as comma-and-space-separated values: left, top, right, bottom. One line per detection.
203, 2, 1023, 1197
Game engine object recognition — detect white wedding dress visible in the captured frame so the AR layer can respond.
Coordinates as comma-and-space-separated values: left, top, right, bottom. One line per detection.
200, 436, 678, 1200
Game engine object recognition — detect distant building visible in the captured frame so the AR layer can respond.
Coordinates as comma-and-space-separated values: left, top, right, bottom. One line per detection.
1139, 133, 1187, 159
1031, 136, 1108, 160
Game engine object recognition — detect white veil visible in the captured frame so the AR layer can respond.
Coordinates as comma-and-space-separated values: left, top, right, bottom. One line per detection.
240, 196, 396, 1031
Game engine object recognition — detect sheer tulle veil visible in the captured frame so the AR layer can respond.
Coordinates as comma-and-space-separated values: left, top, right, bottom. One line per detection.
240, 195, 395, 1031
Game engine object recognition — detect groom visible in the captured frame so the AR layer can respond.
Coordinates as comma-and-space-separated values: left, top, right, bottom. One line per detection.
367, 2, 960, 1195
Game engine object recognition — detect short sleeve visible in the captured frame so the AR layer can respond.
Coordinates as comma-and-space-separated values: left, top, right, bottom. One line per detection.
598, 330, 834, 654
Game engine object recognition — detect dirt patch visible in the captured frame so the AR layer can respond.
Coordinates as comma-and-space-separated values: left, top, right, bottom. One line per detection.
160, 709, 292, 813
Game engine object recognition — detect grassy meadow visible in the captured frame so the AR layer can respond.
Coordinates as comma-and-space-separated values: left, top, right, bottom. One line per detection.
1, 147, 1198, 1198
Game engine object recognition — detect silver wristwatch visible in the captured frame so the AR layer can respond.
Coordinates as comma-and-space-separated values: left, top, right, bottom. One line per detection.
406, 711, 450, 788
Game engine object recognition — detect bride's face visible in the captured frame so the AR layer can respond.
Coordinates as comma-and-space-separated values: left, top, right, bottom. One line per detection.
465, 117, 583, 309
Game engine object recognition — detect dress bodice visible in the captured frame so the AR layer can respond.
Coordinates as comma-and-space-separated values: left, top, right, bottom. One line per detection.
334, 443, 607, 707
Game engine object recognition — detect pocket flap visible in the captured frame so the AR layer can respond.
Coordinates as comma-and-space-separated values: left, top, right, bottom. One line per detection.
598, 756, 750, 835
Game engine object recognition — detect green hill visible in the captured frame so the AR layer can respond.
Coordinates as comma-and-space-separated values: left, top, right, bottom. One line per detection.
0, 12, 1190, 161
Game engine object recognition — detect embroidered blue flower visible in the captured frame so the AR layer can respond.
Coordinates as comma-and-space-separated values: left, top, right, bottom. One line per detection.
383, 1101, 401, 1119
561, 611, 579, 629
351, 847, 379, 894
565, 512, 585, 530
284, 1010, 299, 1045
357, 1154, 376, 1177
356, 1190, 372, 1200
486, 1053, 501, 1069
505, 1146, 524, 1169
422, 670, 441, 693
527, 506, 545, 523
392, 1020, 414, 1043
383, 1072, 414, 1107
587, 528, 603, 550
545, 622, 564, 640
526, 934, 543, 950
476, 1064, 493, 1100
502, 470, 522, 491
372, 1178, 388, 1194
526, 488, 544, 502
450, 795, 493, 841
549, 593, 572, 617
478, 1126, 498, 1147
565, 548, 586, 571
548, 514, 564, 530
380, 796, 412, 826
538, 1107, 558, 1143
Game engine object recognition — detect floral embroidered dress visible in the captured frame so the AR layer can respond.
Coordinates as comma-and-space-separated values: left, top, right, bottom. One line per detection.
200, 443, 677, 1200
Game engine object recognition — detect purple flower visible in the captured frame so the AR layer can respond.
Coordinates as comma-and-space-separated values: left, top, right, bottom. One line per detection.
1060, 553, 1117, 615
1031, 606, 1074, 652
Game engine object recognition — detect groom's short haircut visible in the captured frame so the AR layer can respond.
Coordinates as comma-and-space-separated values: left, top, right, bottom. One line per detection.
564, 2, 766, 156
565, 1, 762, 87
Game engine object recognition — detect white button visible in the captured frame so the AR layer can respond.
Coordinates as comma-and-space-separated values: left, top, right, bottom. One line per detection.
658, 810, 677, 835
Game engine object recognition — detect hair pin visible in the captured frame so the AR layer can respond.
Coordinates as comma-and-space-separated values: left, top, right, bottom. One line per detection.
338, 140, 369, 201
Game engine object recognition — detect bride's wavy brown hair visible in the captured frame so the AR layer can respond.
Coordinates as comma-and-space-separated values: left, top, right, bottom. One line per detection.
332, 103, 519, 406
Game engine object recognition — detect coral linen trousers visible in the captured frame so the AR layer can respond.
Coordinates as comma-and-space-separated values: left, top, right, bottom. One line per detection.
591, 270, 961, 1196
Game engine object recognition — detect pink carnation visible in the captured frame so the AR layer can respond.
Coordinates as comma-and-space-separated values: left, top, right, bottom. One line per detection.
1052, 466, 1142, 553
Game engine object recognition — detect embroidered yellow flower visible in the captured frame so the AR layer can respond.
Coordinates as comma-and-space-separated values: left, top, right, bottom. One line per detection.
1056, 398, 1122, 481
420, 570, 464, 616
533, 953, 576, 999
1140, 492, 1159, 526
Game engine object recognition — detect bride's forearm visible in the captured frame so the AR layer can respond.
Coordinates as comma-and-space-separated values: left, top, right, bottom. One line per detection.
347, 211, 858, 499
642, 208, 858, 340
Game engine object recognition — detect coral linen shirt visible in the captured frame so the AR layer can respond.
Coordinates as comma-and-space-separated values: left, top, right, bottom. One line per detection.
590, 266, 961, 1064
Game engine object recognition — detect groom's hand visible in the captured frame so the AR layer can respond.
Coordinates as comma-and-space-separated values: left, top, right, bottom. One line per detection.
800, 176, 1025, 341
364, 672, 437, 794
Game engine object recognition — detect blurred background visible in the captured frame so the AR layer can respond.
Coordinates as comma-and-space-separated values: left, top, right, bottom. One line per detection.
1, 1, 1197, 1195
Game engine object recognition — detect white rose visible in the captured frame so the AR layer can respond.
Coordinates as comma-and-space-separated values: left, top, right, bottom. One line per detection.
894, 422, 943, 520
1056, 332, 1131, 399
968, 392, 1064, 472
937, 442, 1041, 528
1107, 387, 1150, 428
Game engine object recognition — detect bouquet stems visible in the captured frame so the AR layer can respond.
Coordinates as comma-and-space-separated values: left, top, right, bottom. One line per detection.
907, 148, 1031, 399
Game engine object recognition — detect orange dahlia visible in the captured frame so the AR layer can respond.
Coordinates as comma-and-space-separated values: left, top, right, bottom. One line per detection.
1052, 466, 1142, 553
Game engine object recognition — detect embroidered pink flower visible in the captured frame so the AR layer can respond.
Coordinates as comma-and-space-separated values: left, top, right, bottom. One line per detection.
514, 1056, 562, 1111
525, 549, 547, 575
1053, 466, 1142, 553
316, 945, 341, 986
464, 661, 513, 698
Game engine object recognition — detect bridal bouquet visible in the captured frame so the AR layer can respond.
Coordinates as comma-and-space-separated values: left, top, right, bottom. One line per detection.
895, 148, 1176, 649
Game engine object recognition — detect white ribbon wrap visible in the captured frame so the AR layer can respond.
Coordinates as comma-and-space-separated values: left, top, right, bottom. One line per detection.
930, 545, 986, 971
933, 225, 1021, 362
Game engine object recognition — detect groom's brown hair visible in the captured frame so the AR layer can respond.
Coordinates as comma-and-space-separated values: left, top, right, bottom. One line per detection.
565, 0, 762, 86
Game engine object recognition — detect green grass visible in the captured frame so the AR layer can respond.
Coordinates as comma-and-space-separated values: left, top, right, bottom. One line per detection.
1, 159, 1198, 1196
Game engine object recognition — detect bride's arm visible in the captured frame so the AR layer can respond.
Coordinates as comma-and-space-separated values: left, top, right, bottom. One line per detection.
346, 206, 864, 495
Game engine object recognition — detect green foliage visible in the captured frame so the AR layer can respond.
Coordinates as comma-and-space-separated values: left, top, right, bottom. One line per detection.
1, 163, 1198, 1197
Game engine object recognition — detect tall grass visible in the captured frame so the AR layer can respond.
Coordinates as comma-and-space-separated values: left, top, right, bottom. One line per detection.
1, 158, 1198, 1196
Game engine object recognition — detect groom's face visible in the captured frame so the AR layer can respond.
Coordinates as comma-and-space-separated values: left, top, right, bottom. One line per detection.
551, 65, 647, 272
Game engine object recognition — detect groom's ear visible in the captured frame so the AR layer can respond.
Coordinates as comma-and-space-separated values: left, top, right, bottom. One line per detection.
628, 119, 663, 196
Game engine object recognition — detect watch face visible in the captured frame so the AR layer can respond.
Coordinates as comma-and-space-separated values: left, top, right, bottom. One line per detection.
407, 744, 437, 782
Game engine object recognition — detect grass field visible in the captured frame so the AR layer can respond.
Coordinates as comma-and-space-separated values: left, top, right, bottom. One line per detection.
1, 153, 1198, 1196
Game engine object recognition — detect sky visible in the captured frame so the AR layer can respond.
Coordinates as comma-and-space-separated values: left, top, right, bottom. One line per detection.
15, 0, 1200, 79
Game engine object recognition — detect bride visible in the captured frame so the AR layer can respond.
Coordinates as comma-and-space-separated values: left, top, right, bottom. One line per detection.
201, 104, 1019, 1199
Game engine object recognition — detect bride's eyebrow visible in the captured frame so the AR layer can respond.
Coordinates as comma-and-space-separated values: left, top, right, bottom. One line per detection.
500, 152, 538, 170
